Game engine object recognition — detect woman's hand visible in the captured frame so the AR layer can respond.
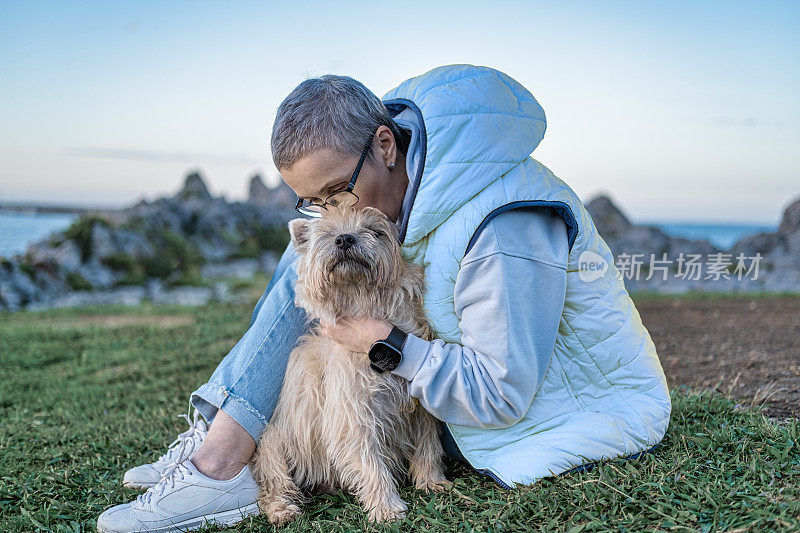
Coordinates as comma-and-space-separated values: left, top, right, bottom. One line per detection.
318, 317, 394, 354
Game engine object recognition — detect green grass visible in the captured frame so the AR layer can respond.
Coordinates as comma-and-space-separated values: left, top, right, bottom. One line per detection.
1, 285, 798, 532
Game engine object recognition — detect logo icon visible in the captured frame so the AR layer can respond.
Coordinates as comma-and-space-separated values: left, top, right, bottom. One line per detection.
578, 251, 608, 282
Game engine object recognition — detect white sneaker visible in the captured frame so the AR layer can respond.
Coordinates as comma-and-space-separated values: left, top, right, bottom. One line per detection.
97, 460, 260, 533
123, 410, 208, 489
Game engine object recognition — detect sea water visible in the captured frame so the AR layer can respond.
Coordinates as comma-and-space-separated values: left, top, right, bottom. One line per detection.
646, 221, 776, 250
0, 212, 78, 259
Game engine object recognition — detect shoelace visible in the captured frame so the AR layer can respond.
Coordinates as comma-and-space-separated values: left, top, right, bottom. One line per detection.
135, 458, 194, 507
133, 409, 209, 507
156, 410, 208, 466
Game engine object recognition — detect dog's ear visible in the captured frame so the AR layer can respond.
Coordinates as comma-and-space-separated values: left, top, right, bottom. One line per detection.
360, 206, 387, 220
288, 218, 312, 252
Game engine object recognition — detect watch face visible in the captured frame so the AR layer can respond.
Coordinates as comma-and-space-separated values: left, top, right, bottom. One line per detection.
369, 341, 401, 372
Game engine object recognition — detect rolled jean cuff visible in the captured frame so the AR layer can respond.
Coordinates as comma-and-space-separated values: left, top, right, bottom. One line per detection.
190, 382, 267, 443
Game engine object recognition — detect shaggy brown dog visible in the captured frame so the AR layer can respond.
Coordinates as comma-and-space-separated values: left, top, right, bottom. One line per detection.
253, 206, 451, 525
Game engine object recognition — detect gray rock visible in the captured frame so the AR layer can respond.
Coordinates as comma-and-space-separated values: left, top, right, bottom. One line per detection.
108, 286, 147, 306
3, 167, 293, 313
248, 174, 297, 211
726, 195, 800, 294
270, 179, 298, 209
31, 266, 68, 304
202, 259, 259, 280
733, 195, 800, 265
90, 223, 117, 261
144, 278, 164, 300
75, 259, 119, 289
112, 229, 156, 259
584, 194, 798, 294
38, 286, 146, 309
248, 174, 272, 205
6, 263, 39, 303
150, 286, 212, 306
0, 268, 21, 311
27, 239, 82, 271
584, 195, 632, 239
259, 250, 280, 276
211, 281, 231, 302
176, 171, 212, 202
586, 194, 719, 259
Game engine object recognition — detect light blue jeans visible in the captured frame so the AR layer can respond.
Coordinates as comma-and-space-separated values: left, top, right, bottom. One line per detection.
190, 241, 466, 462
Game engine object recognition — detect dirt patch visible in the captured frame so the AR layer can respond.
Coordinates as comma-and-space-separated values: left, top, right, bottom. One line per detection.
637, 295, 800, 420
48, 314, 196, 329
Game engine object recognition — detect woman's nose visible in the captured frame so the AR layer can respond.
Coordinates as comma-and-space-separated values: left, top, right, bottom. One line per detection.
335, 234, 357, 250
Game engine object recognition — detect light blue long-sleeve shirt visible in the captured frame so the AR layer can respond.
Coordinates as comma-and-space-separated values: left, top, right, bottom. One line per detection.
389, 110, 569, 430
391, 205, 569, 429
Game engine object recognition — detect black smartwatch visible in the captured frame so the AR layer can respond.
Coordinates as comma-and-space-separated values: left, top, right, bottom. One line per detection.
368, 324, 408, 373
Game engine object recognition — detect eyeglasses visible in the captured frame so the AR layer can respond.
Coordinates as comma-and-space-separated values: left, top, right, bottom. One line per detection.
294, 136, 373, 217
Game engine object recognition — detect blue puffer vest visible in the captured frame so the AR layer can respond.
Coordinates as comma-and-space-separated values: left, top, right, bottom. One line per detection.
381, 64, 671, 488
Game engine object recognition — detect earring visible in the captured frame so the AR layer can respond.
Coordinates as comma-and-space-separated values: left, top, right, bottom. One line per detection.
388, 162, 395, 169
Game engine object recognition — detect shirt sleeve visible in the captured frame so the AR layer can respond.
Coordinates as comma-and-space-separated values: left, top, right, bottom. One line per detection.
390, 206, 569, 429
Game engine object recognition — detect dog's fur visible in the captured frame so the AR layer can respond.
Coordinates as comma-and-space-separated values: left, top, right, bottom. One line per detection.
252, 206, 451, 525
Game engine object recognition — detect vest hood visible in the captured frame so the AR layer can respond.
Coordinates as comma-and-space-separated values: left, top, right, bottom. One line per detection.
382, 64, 547, 246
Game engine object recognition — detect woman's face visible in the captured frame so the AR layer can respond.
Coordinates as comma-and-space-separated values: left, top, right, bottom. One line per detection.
280, 126, 408, 223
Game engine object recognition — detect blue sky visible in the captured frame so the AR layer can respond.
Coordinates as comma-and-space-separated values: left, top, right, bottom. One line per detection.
1, 1, 798, 224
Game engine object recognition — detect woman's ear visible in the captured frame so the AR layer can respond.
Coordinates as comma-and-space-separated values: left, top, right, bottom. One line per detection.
288, 218, 312, 252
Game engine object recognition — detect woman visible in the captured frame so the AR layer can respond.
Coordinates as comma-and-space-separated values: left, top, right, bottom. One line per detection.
97, 64, 671, 532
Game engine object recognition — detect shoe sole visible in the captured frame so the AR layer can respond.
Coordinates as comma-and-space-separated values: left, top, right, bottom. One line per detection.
122, 481, 157, 490
96, 503, 260, 533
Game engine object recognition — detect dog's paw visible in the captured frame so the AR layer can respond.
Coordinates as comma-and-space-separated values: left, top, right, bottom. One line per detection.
266, 502, 301, 526
415, 478, 454, 493
367, 501, 407, 523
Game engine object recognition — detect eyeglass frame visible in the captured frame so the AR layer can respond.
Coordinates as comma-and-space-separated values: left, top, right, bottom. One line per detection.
294, 135, 374, 217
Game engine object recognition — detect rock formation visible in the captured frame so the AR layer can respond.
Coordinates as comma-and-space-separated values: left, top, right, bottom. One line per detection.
176, 171, 213, 201
248, 174, 272, 205
3, 184, 799, 311
586, 195, 719, 259
247, 173, 296, 209
586, 193, 800, 294
729, 195, 800, 292
0, 171, 295, 312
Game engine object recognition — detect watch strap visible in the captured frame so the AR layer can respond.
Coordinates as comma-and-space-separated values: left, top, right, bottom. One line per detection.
384, 325, 408, 351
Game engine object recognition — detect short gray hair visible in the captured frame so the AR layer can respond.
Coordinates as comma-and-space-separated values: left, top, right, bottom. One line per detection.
270, 74, 410, 171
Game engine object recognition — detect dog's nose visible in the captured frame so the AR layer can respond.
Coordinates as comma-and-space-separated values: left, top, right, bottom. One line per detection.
335, 233, 357, 250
